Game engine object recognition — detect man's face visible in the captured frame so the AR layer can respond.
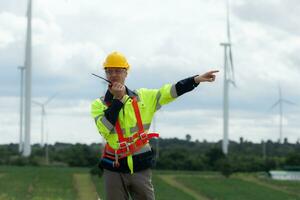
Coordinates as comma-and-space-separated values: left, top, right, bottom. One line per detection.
105, 67, 127, 85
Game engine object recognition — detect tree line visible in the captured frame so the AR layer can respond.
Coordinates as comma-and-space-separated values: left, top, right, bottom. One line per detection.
1, 136, 300, 175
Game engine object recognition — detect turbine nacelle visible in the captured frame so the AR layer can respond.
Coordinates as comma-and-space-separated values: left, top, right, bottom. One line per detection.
220, 42, 231, 47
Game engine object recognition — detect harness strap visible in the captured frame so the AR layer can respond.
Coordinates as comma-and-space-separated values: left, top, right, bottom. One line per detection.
132, 97, 144, 133
115, 120, 125, 142
104, 133, 159, 159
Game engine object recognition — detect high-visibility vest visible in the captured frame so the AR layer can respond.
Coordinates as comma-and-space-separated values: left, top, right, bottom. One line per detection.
91, 84, 178, 172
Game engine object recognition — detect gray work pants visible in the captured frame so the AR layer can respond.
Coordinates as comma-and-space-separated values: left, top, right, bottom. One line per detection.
103, 169, 155, 200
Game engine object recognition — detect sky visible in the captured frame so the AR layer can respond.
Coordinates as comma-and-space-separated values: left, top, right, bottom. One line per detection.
0, 0, 299, 145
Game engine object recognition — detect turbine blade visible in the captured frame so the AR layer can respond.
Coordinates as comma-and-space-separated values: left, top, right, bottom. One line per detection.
229, 47, 235, 82
278, 84, 282, 99
225, 0, 235, 84
282, 99, 296, 105
269, 100, 280, 111
32, 100, 42, 106
226, 0, 230, 41
228, 79, 237, 88
44, 92, 58, 105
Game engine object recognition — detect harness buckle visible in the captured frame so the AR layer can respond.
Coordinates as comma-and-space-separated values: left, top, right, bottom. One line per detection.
140, 132, 148, 140
119, 141, 130, 152
119, 141, 127, 149
126, 136, 134, 143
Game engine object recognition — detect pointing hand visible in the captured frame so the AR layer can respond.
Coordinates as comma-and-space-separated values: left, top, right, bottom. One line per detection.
194, 70, 219, 84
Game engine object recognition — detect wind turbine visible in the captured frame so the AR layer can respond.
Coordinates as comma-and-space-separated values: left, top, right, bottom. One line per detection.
33, 93, 57, 147
220, 0, 236, 155
269, 85, 295, 143
23, 0, 33, 157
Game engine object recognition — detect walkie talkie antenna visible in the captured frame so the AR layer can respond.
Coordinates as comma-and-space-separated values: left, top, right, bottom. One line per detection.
91, 73, 112, 84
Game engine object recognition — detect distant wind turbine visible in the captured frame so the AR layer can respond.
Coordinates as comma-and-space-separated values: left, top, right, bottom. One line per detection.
220, 0, 236, 155
33, 93, 58, 147
269, 85, 295, 143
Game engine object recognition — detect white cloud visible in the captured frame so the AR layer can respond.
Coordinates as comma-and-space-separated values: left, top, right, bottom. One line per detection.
0, 12, 25, 48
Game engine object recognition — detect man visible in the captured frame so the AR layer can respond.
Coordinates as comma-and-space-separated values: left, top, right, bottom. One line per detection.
91, 51, 218, 200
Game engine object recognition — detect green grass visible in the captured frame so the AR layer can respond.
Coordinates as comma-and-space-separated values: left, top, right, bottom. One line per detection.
91, 175, 105, 199
153, 175, 195, 200
0, 166, 88, 200
154, 170, 219, 176
176, 175, 300, 200
257, 176, 300, 196
1, 166, 300, 200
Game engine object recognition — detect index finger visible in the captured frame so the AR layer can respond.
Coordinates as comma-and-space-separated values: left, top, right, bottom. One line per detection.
208, 70, 219, 74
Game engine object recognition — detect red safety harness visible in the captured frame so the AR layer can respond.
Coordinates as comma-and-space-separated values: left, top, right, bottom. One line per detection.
102, 96, 159, 167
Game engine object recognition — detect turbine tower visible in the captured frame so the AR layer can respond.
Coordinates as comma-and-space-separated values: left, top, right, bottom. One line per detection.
270, 85, 295, 143
23, 0, 33, 157
18, 66, 25, 153
221, 0, 236, 155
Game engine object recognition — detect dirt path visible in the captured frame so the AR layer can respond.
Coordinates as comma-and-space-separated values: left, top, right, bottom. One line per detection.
158, 175, 210, 200
73, 173, 101, 200
0, 194, 9, 200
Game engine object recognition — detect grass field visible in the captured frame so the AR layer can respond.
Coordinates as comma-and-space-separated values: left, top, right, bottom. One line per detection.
1, 166, 300, 200
175, 174, 300, 200
0, 166, 85, 200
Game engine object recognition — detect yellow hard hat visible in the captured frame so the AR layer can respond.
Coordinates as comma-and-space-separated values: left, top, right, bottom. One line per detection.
103, 51, 130, 69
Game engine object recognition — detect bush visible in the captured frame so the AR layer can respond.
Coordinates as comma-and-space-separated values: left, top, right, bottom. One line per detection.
218, 158, 233, 178
9, 156, 29, 166
205, 148, 225, 170
90, 164, 103, 177
285, 152, 300, 166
